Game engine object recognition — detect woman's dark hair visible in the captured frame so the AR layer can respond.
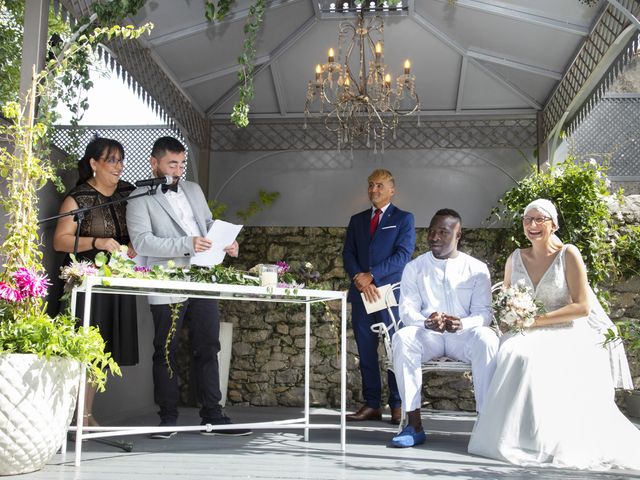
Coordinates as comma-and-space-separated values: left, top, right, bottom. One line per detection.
76, 137, 125, 186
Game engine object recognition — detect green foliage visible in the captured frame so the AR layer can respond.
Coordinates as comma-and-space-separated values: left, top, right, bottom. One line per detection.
0, 310, 120, 391
0, 2, 70, 109
489, 157, 640, 306
231, 0, 266, 128
236, 190, 280, 223
0, 0, 23, 108
209, 190, 280, 223
90, 0, 147, 24
608, 321, 640, 355
208, 199, 228, 220
204, 0, 234, 21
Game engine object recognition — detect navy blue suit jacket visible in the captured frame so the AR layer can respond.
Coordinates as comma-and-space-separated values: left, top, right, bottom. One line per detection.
343, 204, 416, 303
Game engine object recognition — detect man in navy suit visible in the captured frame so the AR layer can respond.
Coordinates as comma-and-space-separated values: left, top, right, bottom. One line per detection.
343, 169, 416, 424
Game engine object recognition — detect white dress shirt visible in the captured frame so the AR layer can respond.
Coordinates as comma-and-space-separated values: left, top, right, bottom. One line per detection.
371, 203, 390, 218
399, 251, 492, 330
163, 185, 201, 236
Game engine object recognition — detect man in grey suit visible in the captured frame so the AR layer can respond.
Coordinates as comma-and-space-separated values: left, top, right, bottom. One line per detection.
127, 136, 250, 438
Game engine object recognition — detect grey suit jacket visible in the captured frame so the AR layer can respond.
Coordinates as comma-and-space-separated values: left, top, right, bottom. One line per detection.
126, 180, 213, 304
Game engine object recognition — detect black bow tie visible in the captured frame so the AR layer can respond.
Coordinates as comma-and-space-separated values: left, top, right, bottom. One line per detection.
161, 181, 178, 193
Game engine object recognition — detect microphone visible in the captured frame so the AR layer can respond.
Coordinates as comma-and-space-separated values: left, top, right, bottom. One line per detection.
135, 175, 173, 188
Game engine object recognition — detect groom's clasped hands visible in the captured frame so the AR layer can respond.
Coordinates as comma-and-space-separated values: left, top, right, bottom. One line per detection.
424, 312, 462, 333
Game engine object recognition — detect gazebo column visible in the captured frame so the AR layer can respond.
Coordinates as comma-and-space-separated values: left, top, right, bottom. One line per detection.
197, 119, 212, 198
20, 0, 49, 101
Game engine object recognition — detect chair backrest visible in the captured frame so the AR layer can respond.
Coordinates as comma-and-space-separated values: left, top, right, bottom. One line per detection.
384, 282, 402, 334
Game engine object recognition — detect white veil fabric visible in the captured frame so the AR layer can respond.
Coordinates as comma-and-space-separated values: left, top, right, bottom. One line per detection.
587, 286, 634, 389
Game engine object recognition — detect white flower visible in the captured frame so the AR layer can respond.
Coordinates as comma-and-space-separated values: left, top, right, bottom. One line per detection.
503, 310, 518, 325
604, 178, 612, 188
589, 158, 598, 166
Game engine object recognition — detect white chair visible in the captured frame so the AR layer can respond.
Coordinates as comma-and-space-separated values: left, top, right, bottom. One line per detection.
370, 281, 502, 429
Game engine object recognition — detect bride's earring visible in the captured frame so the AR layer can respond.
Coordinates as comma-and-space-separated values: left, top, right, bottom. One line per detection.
92, 169, 96, 177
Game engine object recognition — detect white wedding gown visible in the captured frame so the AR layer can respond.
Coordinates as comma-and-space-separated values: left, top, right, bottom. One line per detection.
468, 246, 640, 470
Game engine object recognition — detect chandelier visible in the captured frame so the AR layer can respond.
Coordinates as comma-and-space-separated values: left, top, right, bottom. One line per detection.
304, 12, 420, 152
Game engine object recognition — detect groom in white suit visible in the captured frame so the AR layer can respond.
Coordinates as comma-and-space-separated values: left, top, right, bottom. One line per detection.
127, 137, 250, 438
389, 208, 498, 448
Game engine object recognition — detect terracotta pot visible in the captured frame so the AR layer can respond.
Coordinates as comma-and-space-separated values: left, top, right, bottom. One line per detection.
0, 353, 80, 475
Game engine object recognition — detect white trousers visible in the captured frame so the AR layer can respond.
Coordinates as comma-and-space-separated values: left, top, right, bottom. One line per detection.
392, 326, 499, 413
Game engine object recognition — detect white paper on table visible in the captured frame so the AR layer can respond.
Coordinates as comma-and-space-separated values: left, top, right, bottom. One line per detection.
191, 220, 243, 266
361, 283, 397, 314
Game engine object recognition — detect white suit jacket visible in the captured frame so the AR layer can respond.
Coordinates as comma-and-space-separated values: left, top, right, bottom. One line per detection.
126, 180, 213, 304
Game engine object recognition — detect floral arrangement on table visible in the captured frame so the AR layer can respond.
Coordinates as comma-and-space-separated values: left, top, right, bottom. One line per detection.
61, 250, 322, 296
247, 260, 321, 292
60, 247, 260, 295
493, 282, 545, 334
60, 251, 324, 375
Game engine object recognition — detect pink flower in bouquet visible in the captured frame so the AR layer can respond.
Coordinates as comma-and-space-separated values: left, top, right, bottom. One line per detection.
0, 282, 22, 302
276, 261, 290, 276
12, 267, 49, 298
133, 265, 151, 273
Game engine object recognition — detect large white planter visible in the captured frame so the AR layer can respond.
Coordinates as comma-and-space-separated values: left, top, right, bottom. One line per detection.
0, 353, 80, 476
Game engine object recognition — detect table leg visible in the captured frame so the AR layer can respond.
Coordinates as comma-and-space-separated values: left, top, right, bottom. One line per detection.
304, 299, 310, 442
341, 295, 347, 451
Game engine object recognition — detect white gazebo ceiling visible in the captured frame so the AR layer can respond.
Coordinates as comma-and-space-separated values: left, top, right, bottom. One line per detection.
129, 0, 603, 119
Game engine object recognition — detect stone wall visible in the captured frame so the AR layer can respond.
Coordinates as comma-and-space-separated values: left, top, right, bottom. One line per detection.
176, 197, 640, 411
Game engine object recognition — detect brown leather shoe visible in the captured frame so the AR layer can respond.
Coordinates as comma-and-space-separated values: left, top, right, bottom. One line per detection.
390, 407, 402, 425
346, 405, 382, 422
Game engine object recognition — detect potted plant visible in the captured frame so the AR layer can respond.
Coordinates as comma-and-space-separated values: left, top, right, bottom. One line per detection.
0, 19, 149, 475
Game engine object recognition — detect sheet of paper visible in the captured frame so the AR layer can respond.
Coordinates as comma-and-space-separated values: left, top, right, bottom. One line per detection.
361, 283, 397, 314
191, 220, 243, 267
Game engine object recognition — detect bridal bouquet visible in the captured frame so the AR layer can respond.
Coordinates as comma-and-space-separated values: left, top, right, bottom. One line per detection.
493, 282, 544, 333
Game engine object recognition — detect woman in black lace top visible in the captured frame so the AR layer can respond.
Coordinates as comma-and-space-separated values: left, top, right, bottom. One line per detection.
53, 137, 139, 426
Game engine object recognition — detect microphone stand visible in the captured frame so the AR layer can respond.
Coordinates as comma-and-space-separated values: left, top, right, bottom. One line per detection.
38, 186, 161, 257
39, 185, 160, 454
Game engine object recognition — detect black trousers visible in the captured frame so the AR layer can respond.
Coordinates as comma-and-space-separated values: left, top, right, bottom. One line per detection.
150, 298, 222, 422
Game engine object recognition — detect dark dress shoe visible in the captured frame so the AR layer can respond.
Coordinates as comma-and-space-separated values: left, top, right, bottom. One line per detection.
346, 405, 382, 421
390, 407, 402, 425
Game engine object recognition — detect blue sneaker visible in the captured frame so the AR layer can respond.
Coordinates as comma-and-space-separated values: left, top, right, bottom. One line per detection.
388, 425, 426, 448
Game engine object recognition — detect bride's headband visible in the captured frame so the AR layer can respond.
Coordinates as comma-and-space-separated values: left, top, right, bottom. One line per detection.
523, 198, 559, 228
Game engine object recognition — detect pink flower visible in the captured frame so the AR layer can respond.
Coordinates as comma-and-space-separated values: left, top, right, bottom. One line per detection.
276, 261, 290, 276
12, 267, 49, 298
0, 282, 22, 302
133, 266, 150, 273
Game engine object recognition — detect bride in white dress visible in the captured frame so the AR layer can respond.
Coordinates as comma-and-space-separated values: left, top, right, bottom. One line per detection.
468, 199, 640, 470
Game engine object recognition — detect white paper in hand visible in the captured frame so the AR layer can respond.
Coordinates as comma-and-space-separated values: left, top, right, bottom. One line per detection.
361, 284, 397, 314
191, 220, 243, 266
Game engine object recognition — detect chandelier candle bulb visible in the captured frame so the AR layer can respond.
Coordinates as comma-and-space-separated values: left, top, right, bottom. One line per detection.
404, 59, 410, 75
315, 64, 322, 84
328, 48, 335, 63
375, 42, 382, 61
384, 73, 391, 88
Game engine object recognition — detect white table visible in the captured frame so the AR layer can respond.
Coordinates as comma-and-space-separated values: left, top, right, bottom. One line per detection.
67, 276, 347, 466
